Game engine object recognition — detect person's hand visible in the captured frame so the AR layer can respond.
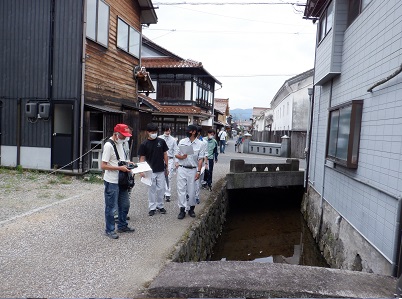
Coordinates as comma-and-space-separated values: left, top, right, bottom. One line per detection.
181, 154, 187, 159
175, 162, 179, 169
165, 169, 169, 176
195, 172, 200, 181
205, 163, 209, 170
119, 165, 129, 172
139, 172, 145, 178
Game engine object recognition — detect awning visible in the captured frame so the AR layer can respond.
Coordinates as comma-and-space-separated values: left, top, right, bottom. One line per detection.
85, 103, 125, 114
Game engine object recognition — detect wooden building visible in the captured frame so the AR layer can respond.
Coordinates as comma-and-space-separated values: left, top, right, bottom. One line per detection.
141, 36, 222, 140
0, 0, 157, 172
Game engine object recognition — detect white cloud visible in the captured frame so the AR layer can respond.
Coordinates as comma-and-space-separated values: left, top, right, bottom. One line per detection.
144, 1, 317, 109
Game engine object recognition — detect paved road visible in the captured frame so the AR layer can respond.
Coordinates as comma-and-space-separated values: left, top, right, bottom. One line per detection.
0, 139, 290, 298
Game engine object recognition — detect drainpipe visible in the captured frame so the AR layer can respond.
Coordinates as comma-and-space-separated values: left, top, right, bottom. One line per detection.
78, 0, 87, 173
318, 79, 333, 238
49, 0, 55, 101
304, 87, 314, 190
16, 98, 21, 166
393, 196, 402, 277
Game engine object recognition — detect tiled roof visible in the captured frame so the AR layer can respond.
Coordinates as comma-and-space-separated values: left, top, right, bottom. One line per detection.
138, 94, 162, 111
252, 107, 269, 117
214, 98, 229, 115
138, 94, 211, 116
160, 106, 202, 114
142, 57, 203, 69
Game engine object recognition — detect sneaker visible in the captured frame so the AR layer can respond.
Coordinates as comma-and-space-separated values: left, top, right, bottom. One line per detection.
188, 209, 196, 218
117, 226, 135, 233
114, 215, 130, 223
196, 198, 200, 204
148, 210, 156, 216
178, 208, 186, 220
165, 196, 171, 202
208, 185, 212, 191
105, 231, 119, 239
158, 207, 167, 214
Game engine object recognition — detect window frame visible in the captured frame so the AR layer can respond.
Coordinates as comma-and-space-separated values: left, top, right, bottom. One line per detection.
326, 100, 363, 169
116, 17, 141, 58
86, 0, 110, 48
318, 1, 333, 43
348, 0, 372, 26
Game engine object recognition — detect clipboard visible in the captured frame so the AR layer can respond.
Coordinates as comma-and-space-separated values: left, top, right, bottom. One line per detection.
179, 145, 194, 155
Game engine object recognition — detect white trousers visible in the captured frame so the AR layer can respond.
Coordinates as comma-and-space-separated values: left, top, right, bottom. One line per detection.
195, 170, 205, 200
148, 171, 166, 211
177, 167, 197, 209
164, 158, 175, 197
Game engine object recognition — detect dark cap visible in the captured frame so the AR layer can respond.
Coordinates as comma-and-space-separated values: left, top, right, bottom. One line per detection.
186, 125, 197, 132
146, 123, 158, 132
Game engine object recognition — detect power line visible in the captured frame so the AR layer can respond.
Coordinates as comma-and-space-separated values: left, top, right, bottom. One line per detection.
152, 4, 312, 27
154, 2, 306, 6
144, 28, 313, 35
215, 74, 297, 78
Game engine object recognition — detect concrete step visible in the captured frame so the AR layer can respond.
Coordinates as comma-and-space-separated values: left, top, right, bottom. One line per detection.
148, 261, 396, 298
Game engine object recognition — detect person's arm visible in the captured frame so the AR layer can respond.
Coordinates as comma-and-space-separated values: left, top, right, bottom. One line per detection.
164, 151, 169, 174
101, 161, 129, 172
139, 155, 146, 177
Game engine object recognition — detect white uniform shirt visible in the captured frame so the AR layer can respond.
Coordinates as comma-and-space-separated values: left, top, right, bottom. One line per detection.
102, 138, 126, 184
218, 130, 227, 141
175, 137, 205, 168
158, 134, 178, 158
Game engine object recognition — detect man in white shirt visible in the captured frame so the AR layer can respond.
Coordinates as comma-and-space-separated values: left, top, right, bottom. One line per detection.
175, 125, 205, 219
101, 124, 135, 239
217, 127, 227, 154
158, 125, 178, 202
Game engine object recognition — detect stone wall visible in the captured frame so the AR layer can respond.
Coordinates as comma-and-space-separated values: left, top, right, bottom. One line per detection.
301, 186, 393, 275
171, 179, 228, 262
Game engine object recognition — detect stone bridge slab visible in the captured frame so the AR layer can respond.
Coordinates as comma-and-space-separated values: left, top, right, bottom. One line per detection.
147, 261, 396, 298
226, 171, 305, 189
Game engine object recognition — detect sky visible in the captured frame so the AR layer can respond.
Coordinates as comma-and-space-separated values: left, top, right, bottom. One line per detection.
142, 0, 317, 109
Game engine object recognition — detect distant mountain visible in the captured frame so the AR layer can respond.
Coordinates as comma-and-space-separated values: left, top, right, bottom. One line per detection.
230, 108, 252, 122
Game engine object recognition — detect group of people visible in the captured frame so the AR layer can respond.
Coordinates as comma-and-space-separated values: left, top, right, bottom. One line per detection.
101, 123, 219, 239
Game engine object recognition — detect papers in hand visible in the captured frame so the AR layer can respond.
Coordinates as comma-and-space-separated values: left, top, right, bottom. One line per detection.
179, 145, 194, 155
131, 162, 153, 186
140, 171, 152, 186
132, 162, 152, 174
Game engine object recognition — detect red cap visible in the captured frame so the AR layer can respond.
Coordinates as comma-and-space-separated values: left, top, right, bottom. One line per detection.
114, 124, 132, 137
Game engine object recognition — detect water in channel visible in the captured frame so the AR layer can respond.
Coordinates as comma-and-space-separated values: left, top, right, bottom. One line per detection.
211, 187, 329, 268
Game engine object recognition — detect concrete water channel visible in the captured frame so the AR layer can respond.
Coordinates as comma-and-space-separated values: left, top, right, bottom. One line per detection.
148, 157, 397, 298
211, 186, 329, 268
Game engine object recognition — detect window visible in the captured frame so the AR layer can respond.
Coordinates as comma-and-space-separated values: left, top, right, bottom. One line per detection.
326, 100, 363, 168
157, 82, 185, 100
86, 0, 109, 47
318, 1, 333, 42
117, 18, 141, 58
348, 0, 371, 26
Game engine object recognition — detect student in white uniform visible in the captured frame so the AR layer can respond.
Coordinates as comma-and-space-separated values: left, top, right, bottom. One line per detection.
158, 125, 178, 202
175, 125, 205, 219
194, 126, 208, 204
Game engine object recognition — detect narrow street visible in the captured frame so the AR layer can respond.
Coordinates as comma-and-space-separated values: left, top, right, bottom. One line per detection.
0, 138, 289, 298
